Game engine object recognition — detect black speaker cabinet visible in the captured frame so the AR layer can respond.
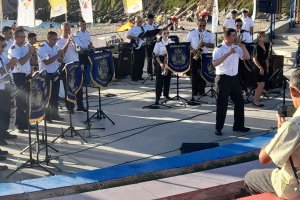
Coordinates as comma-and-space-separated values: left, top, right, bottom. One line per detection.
267, 55, 284, 89
110, 43, 132, 79
180, 143, 219, 154
258, 0, 281, 14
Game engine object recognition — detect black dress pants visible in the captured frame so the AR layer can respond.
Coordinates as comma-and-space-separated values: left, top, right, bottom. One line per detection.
47, 73, 60, 119
132, 46, 146, 80
215, 75, 245, 131
190, 56, 206, 95
0, 88, 11, 132
13, 73, 29, 130
155, 56, 171, 102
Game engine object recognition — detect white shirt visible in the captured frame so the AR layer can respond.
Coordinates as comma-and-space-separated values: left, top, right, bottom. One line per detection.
74, 30, 91, 49
143, 23, 157, 32
223, 18, 237, 30
0, 54, 9, 90
242, 16, 254, 32
237, 30, 253, 43
127, 25, 146, 48
153, 39, 174, 56
213, 42, 243, 76
8, 43, 31, 74
56, 37, 79, 63
37, 42, 60, 73
186, 29, 215, 53
4, 39, 14, 55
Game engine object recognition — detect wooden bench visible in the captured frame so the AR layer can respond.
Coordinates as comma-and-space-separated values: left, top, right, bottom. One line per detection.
237, 193, 285, 200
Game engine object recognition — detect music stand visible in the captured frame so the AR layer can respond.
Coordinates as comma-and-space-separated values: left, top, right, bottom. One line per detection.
7, 74, 55, 178
197, 83, 218, 102
162, 74, 187, 106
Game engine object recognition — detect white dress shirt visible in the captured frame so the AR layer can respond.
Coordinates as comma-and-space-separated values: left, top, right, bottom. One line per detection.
8, 43, 31, 74
0, 54, 9, 90
223, 18, 237, 30
56, 37, 79, 63
213, 42, 243, 76
186, 29, 215, 53
242, 16, 254, 32
143, 23, 157, 32
4, 39, 14, 55
153, 39, 174, 56
38, 42, 61, 73
74, 30, 91, 49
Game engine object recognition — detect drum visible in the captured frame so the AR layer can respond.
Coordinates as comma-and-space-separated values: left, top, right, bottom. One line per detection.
200, 53, 215, 83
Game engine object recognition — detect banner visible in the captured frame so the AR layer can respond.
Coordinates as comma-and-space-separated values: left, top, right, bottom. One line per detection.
252, 0, 256, 21
90, 51, 114, 87
17, 0, 35, 27
166, 42, 190, 74
29, 71, 52, 123
65, 62, 83, 103
123, 0, 143, 14
211, 0, 219, 33
79, 0, 93, 23
200, 53, 215, 83
48, 0, 67, 18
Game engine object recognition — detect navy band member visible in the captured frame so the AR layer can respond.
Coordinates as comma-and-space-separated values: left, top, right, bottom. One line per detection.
153, 28, 174, 105
56, 22, 87, 113
38, 31, 64, 122
212, 28, 251, 136
8, 29, 35, 133
241, 8, 254, 37
186, 18, 215, 96
26, 32, 38, 73
2, 26, 14, 56
74, 20, 94, 86
0, 36, 18, 144
223, 9, 238, 31
127, 16, 146, 82
144, 14, 157, 76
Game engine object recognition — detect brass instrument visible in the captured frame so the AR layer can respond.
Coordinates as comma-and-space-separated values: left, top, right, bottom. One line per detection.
193, 30, 205, 61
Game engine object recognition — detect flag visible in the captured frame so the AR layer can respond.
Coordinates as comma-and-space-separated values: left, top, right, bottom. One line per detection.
79, 0, 93, 23
17, 0, 35, 27
48, 0, 67, 18
252, 0, 256, 21
211, 0, 219, 33
117, 21, 133, 32
123, 0, 143, 14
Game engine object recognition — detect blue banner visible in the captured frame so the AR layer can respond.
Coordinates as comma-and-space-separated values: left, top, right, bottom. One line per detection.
65, 62, 83, 103
200, 53, 215, 83
89, 51, 114, 87
166, 42, 190, 74
29, 71, 52, 123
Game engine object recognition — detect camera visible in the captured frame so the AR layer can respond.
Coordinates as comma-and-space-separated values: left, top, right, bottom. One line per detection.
278, 105, 296, 118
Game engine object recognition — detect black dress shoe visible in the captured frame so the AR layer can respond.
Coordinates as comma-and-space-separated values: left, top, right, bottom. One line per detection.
252, 102, 264, 107
155, 101, 159, 105
77, 107, 88, 112
1, 131, 17, 139
0, 165, 8, 171
233, 127, 251, 132
0, 149, 8, 155
132, 79, 138, 82
68, 109, 75, 114
215, 129, 222, 136
52, 115, 64, 121
164, 96, 171, 100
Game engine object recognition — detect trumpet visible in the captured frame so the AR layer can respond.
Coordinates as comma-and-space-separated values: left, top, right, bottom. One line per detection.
193, 30, 205, 61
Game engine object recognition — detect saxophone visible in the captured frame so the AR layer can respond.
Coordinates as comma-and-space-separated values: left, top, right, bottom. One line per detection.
193, 30, 205, 61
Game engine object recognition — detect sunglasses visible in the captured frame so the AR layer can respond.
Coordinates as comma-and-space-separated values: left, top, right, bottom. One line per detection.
199, 25, 206, 27
163, 32, 169, 35
236, 25, 242, 27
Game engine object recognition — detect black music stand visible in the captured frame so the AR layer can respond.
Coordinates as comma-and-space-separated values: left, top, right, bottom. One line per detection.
7, 75, 55, 178
197, 84, 218, 102
162, 74, 187, 106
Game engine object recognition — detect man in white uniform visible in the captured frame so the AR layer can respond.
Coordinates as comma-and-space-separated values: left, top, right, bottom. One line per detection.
56, 22, 87, 113
38, 31, 64, 122
74, 20, 94, 86
223, 9, 238, 32
241, 8, 254, 37
8, 29, 35, 133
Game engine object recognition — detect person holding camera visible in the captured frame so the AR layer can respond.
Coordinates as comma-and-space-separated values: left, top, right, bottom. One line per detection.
244, 69, 300, 199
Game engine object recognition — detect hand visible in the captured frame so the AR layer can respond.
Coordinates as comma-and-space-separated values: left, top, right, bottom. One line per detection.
2, 74, 10, 82
29, 46, 35, 54
276, 114, 285, 128
191, 49, 197, 55
57, 50, 64, 57
160, 63, 164, 68
9, 57, 18, 67
259, 67, 264, 75
229, 47, 237, 55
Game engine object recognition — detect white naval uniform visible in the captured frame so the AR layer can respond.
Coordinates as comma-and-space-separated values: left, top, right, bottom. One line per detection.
213, 42, 244, 76
8, 43, 31, 75
37, 42, 61, 73
56, 37, 80, 63
153, 39, 174, 56
223, 18, 237, 30
73, 30, 91, 49
185, 29, 215, 53
242, 16, 254, 32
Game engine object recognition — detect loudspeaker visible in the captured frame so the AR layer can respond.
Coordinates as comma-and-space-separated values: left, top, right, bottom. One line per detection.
180, 143, 219, 154
267, 55, 284, 89
258, 0, 281, 14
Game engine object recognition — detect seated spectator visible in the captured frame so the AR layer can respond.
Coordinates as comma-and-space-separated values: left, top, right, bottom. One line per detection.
244, 69, 300, 199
